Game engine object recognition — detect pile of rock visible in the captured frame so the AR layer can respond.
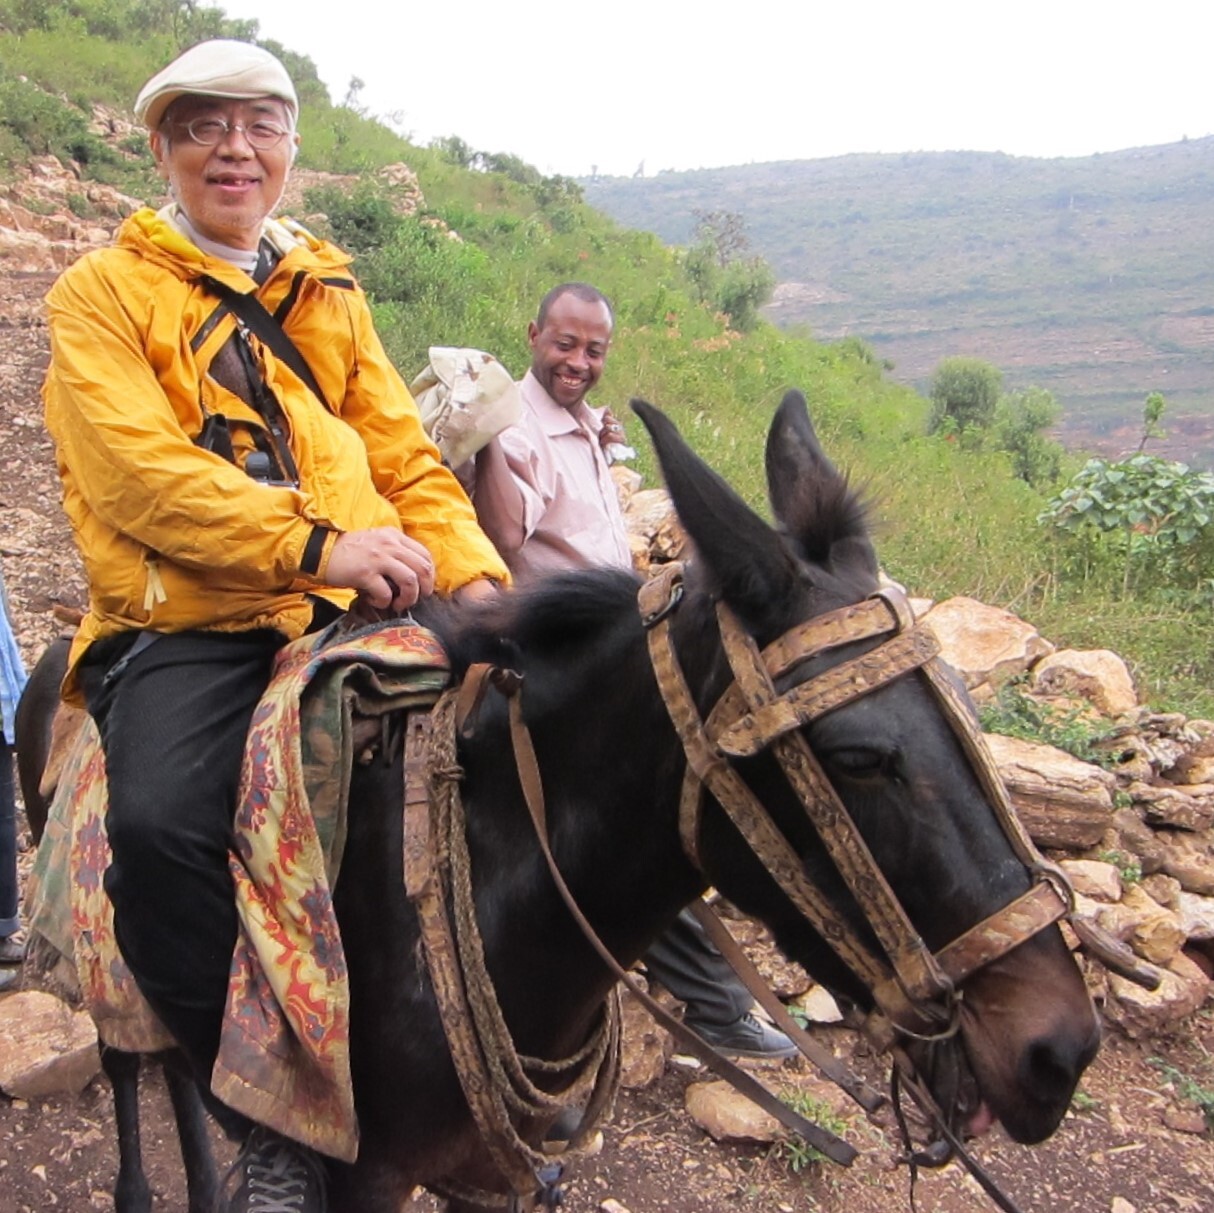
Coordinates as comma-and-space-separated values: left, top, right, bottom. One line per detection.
924, 595, 1213, 1039
619, 488, 1213, 1039
0, 153, 140, 273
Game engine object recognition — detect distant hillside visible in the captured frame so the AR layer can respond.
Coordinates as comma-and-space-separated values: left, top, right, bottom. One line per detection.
583, 140, 1214, 468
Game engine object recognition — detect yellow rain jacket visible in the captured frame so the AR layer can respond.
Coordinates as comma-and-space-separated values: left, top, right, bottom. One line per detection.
44, 207, 509, 702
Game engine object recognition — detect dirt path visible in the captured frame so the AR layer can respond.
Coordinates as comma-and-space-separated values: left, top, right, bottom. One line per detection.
1, 1016, 1211, 1212
1, 265, 1212, 1213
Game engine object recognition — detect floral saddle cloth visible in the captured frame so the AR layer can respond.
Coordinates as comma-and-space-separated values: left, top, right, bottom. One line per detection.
27, 620, 450, 1162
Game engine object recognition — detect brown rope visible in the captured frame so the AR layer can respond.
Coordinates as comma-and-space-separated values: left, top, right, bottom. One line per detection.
404, 694, 621, 1205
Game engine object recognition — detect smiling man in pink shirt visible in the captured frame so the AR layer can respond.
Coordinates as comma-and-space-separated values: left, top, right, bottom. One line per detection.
467, 283, 633, 580
466, 283, 796, 1061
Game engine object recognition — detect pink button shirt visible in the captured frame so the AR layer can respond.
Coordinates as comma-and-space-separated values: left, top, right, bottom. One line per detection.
469, 370, 632, 582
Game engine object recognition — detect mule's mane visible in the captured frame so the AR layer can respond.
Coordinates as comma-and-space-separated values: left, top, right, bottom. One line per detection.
809, 473, 871, 555
420, 567, 643, 678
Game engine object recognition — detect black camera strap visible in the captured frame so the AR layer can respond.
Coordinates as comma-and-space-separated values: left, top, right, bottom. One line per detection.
228, 322, 301, 486
199, 273, 333, 415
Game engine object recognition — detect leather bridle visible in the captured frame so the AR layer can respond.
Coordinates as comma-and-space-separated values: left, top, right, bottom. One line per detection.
638, 561, 1075, 1045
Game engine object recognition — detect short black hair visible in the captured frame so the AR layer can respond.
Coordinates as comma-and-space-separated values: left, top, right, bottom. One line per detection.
536, 282, 614, 330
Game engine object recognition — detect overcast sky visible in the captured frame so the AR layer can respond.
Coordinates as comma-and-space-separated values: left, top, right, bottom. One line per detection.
220, 0, 1213, 178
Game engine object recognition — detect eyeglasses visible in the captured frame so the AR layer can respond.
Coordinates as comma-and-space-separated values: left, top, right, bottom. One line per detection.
177, 116, 291, 150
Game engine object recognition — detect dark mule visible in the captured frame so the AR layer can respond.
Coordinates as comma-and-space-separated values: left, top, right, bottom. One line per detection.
20, 392, 1099, 1212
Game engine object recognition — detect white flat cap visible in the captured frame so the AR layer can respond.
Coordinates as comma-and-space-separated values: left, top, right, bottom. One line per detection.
134, 39, 298, 131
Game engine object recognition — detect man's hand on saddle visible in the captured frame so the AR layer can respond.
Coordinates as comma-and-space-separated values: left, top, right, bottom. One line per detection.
326, 528, 436, 616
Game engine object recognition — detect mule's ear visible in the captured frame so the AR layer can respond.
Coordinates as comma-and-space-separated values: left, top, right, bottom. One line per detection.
631, 398, 799, 628
765, 389, 878, 576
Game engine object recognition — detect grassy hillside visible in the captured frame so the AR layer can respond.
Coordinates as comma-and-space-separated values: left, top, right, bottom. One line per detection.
2, 0, 1212, 717
583, 145, 1214, 469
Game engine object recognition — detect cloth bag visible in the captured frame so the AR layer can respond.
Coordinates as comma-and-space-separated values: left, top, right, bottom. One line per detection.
409, 347, 521, 467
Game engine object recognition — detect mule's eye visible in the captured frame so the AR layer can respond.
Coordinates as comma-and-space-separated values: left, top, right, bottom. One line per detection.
821, 747, 888, 780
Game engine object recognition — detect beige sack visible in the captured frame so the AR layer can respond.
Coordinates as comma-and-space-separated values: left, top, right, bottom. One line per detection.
410, 347, 521, 467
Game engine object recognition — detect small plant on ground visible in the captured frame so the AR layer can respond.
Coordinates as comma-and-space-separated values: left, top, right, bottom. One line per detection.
1096, 849, 1142, 886
776, 1091, 850, 1173
1148, 1058, 1214, 1130
978, 677, 1118, 766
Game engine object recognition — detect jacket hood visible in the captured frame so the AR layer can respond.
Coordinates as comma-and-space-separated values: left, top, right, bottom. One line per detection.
117, 206, 353, 284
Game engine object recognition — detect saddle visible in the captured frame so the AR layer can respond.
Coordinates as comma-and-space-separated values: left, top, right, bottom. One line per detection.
26, 619, 450, 1163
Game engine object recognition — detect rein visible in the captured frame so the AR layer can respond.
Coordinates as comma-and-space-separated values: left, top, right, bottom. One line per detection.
402, 657, 881, 1206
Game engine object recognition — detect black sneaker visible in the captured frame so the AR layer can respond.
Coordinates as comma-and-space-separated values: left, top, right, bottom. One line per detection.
687, 1012, 798, 1059
221, 1126, 328, 1212
0, 932, 26, 965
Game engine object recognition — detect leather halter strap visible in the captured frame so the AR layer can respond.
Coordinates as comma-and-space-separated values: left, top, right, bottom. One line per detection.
638, 563, 1073, 1039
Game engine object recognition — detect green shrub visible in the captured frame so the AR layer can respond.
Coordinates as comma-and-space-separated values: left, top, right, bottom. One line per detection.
977, 677, 1120, 764
776, 1090, 850, 1171
356, 219, 499, 376
304, 180, 403, 252
1040, 453, 1214, 600
0, 75, 93, 159
928, 356, 1002, 436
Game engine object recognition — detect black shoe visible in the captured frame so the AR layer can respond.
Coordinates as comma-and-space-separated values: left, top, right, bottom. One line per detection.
687, 1012, 798, 1059
221, 1126, 328, 1212
0, 933, 26, 965
0, 967, 18, 994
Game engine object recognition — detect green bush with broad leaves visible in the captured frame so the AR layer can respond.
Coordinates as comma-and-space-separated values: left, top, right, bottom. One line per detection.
1039, 453, 1214, 601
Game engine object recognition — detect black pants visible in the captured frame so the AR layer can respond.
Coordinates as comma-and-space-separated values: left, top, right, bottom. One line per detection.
643, 907, 753, 1027
79, 629, 282, 1088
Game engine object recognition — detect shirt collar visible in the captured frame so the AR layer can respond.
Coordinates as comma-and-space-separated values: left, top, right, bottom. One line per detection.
521, 369, 599, 438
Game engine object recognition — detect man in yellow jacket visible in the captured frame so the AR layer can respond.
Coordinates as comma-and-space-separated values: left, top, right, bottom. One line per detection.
42, 39, 507, 1213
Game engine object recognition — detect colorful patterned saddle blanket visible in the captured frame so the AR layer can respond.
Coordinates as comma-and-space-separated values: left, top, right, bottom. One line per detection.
27, 621, 450, 1162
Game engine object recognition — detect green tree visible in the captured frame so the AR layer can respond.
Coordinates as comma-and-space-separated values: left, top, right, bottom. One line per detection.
430, 134, 477, 169
1136, 390, 1166, 452
715, 257, 776, 333
692, 209, 749, 268
682, 210, 774, 332
994, 385, 1063, 486
928, 356, 1003, 436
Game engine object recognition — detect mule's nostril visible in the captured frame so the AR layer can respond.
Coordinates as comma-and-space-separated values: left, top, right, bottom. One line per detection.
1024, 1031, 1094, 1104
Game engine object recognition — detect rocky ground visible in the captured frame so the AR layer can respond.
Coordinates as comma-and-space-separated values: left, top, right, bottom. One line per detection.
1, 160, 1213, 1213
